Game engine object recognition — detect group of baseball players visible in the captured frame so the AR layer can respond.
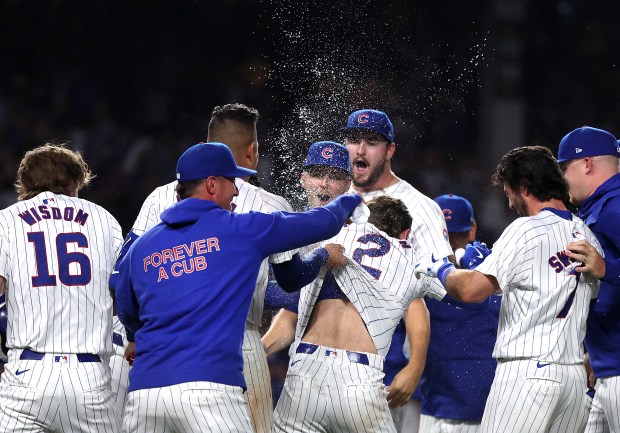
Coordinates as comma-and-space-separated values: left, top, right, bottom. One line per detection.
0, 102, 618, 433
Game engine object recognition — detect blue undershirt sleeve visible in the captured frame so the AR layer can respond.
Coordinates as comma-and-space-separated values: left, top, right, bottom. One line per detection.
271, 248, 329, 293
264, 279, 301, 312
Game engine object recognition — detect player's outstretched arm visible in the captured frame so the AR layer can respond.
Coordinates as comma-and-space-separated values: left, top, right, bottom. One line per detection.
262, 309, 298, 356
387, 299, 429, 408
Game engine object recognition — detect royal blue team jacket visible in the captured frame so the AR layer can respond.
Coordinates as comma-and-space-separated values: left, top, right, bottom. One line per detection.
578, 173, 620, 378
114, 194, 361, 392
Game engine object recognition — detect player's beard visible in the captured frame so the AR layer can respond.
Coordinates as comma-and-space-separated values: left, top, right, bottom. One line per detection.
510, 194, 528, 217
352, 158, 388, 189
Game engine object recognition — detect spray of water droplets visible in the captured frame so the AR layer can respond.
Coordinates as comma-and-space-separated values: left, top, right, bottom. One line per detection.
257, 0, 487, 208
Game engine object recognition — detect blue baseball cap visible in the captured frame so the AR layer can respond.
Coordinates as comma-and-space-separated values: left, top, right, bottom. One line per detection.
434, 194, 474, 233
176, 142, 256, 182
304, 141, 351, 174
557, 126, 620, 163
341, 109, 395, 143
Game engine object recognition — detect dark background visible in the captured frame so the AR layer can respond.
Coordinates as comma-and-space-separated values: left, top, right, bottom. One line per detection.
1, 0, 619, 406
2, 0, 619, 241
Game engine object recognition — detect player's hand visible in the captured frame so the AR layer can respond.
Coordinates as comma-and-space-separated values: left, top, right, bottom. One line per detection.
125, 342, 136, 366
323, 243, 348, 270
414, 256, 451, 280
456, 241, 491, 269
566, 240, 605, 279
386, 364, 420, 408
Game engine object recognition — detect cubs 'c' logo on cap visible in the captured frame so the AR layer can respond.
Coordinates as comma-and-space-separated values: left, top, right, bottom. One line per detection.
321, 147, 334, 159
357, 113, 369, 124
616, 142, 620, 154
442, 209, 452, 221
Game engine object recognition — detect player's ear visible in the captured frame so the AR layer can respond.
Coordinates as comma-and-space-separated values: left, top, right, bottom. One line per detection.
247, 141, 259, 168
300, 172, 308, 189
399, 228, 410, 240
469, 221, 477, 242
386, 142, 396, 160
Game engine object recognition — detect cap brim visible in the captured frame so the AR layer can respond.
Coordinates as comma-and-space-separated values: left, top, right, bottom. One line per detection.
340, 126, 391, 142
227, 167, 257, 177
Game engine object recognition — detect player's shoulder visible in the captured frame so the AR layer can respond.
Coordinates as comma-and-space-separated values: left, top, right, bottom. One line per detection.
147, 181, 178, 201
386, 180, 442, 213
235, 181, 293, 212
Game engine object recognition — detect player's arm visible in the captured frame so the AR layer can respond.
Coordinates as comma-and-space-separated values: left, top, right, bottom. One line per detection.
262, 308, 298, 356
253, 194, 362, 258
415, 258, 499, 303
0, 276, 5, 295
113, 252, 143, 335
386, 298, 429, 408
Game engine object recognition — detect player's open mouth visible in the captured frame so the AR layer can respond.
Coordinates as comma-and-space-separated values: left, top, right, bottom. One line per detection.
353, 160, 368, 173
318, 194, 331, 202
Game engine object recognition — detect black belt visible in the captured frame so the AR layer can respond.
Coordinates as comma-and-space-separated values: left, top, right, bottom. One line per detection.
20, 348, 101, 363
113, 332, 124, 347
296, 342, 370, 365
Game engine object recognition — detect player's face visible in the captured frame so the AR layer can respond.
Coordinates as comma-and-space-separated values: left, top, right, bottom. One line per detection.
345, 131, 394, 190
214, 176, 239, 211
503, 183, 528, 217
560, 158, 588, 205
301, 166, 351, 208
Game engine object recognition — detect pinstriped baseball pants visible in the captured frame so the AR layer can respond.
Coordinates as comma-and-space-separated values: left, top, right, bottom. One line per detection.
584, 376, 620, 433
0, 349, 120, 433
122, 382, 253, 433
273, 342, 396, 433
243, 327, 273, 433
481, 359, 590, 433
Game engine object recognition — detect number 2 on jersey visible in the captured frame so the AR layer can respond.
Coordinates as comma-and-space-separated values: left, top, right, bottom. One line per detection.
352, 233, 391, 279
28, 232, 92, 287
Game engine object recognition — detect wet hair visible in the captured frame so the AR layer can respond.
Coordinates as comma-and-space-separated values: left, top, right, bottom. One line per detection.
15, 143, 93, 201
492, 145, 569, 202
366, 196, 412, 238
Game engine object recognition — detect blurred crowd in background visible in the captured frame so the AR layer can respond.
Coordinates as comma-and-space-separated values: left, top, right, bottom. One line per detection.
1, 0, 619, 404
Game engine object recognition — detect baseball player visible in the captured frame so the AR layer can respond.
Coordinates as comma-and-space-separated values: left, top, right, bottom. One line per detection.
0, 144, 123, 432
268, 141, 446, 433
114, 142, 362, 433
110, 103, 291, 432
342, 108, 453, 430
417, 193, 499, 433
557, 127, 620, 433
415, 146, 603, 433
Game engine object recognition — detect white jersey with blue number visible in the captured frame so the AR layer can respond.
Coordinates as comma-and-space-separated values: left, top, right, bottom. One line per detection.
295, 222, 446, 357
0, 192, 122, 355
475, 209, 602, 364
353, 179, 453, 259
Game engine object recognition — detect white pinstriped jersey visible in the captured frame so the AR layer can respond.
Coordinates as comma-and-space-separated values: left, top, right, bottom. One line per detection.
295, 222, 446, 356
475, 210, 602, 364
130, 179, 295, 327
0, 192, 122, 355
353, 179, 453, 258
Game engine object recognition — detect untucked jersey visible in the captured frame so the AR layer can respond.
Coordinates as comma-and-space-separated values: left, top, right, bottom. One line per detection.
353, 179, 452, 258
0, 192, 122, 355
295, 222, 446, 357
475, 208, 602, 364
128, 179, 295, 327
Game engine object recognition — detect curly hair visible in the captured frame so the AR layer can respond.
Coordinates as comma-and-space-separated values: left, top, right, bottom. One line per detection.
491, 145, 569, 203
15, 143, 93, 201
366, 196, 412, 238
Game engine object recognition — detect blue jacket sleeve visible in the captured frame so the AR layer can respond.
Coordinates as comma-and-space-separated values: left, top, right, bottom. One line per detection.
264, 280, 301, 312
109, 230, 140, 290
272, 249, 328, 293
602, 258, 620, 286
595, 203, 620, 286
253, 193, 361, 258
113, 248, 143, 336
